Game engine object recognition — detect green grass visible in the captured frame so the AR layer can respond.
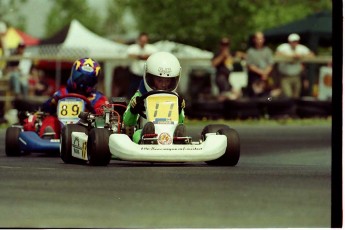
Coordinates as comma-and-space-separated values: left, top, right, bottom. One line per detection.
185, 117, 332, 126
0, 117, 332, 130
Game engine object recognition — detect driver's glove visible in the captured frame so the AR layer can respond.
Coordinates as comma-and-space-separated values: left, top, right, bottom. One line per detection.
130, 96, 145, 114
78, 111, 90, 121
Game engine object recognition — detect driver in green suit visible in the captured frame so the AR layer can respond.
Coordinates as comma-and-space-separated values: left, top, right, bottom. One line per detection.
123, 51, 185, 144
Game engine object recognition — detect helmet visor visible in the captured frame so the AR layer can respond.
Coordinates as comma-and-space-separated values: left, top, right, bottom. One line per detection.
73, 72, 98, 93
146, 73, 179, 91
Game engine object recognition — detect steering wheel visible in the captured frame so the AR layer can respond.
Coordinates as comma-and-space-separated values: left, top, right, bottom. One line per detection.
56, 93, 95, 114
136, 90, 183, 119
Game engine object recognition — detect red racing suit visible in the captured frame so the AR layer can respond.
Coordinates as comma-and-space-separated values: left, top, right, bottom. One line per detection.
38, 87, 109, 138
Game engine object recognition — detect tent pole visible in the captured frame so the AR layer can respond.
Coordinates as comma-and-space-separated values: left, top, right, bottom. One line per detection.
55, 59, 61, 91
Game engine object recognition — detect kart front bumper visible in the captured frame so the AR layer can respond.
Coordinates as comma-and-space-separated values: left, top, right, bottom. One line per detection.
108, 134, 227, 162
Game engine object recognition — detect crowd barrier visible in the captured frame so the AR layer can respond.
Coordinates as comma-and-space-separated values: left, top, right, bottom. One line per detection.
0, 55, 332, 120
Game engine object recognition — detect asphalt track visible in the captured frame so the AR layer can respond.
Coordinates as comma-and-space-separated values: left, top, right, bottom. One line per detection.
0, 124, 333, 228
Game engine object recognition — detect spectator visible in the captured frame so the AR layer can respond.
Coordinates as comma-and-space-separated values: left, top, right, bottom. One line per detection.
0, 40, 5, 79
123, 52, 185, 144
275, 33, 315, 99
211, 37, 242, 101
28, 66, 52, 96
6, 43, 32, 97
0, 21, 8, 78
246, 31, 280, 98
38, 57, 109, 138
126, 32, 158, 99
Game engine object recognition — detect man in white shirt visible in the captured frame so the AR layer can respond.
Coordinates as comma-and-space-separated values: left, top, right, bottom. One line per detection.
6, 43, 32, 97
275, 33, 314, 98
127, 32, 157, 98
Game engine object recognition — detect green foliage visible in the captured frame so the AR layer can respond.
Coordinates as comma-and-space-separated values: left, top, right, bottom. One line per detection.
126, 0, 242, 50
103, 0, 130, 38
115, 0, 331, 51
249, 0, 332, 31
6, 0, 331, 52
0, 0, 27, 30
44, 0, 103, 37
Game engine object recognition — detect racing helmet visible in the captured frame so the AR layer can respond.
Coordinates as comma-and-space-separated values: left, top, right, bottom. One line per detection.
143, 52, 181, 92
67, 57, 101, 94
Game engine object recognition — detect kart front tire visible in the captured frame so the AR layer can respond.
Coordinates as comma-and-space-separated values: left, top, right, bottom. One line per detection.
5, 127, 22, 156
201, 124, 230, 137
87, 128, 111, 166
201, 124, 230, 138
205, 128, 240, 166
60, 124, 88, 164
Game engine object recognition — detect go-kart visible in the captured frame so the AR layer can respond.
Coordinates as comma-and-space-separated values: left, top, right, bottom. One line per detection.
66, 90, 240, 166
5, 93, 95, 156
59, 97, 127, 165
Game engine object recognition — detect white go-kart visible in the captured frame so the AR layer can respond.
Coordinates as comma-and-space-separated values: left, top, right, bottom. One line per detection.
63, 90, 240, 166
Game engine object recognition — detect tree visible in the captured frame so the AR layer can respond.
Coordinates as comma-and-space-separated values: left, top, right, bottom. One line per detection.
103, 0, 129, 40
0, 0, 27, 30
108, 0, 331, 51
44, 0, 332, 51
44, 0, 103, 37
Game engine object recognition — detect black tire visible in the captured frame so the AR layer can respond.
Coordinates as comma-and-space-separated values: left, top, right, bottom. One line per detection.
257, 98, 297, 118
204, 127, 240, 166
296, 98, 331, 118
60, 124, 88, 164
296, 106, 328, 118
201, 124, 230, 140
87, 128, 111, 166
5, 127, 22, 156
186, 100, 224, 120
223, 99, 261, 120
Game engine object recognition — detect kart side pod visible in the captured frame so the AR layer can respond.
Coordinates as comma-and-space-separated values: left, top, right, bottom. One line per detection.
18, 131, 60, 153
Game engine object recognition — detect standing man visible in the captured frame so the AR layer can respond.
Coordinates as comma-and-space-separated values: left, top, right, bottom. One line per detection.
211, 37, 242, 100
127, 32, 158, 99
6, 43, 32, 97
275, 33, 315, 99
246, 31, 278, 98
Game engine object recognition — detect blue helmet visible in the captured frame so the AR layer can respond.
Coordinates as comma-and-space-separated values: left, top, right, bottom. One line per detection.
67, 57, 101, 94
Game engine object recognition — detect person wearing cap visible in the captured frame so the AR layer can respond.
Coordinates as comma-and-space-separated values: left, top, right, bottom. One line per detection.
211, 36, 243, 101
275, 33, 315, 99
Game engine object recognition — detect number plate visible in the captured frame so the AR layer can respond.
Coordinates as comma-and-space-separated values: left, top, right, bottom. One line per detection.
57, 98, 85, 124
146, 94, 178, 124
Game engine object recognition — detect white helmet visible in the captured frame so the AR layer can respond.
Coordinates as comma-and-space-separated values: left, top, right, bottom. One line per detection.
143, 51, 181, 92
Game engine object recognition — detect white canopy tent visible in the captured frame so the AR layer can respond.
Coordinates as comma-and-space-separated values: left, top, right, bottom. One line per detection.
29, 20, 130, 96
35, 19, 128, 59
61, 20, 128, 59
153, 40, 213, 59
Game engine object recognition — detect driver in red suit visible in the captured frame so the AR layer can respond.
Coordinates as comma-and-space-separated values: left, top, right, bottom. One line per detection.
30, 57, 109, 138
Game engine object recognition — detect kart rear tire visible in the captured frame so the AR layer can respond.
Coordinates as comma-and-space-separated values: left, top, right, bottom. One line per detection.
205, 128, 240, 166
87, 128, 111, 166
5, 127, 22, 156
60, 124, 88, 164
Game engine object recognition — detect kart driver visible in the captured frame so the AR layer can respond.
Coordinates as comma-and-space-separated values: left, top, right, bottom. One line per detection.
123, 51, 186, 144
34, 57, 109, 138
